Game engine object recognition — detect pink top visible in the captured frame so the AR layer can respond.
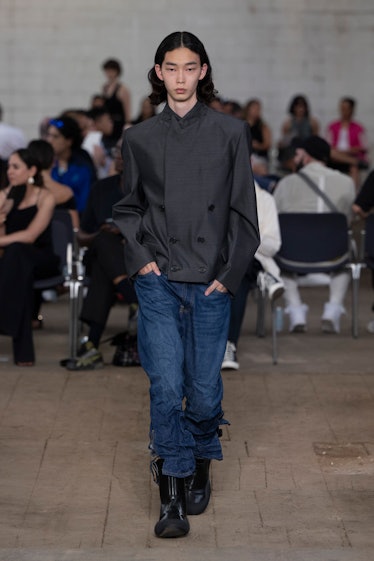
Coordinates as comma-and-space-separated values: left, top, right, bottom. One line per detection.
327, 120, 368, 163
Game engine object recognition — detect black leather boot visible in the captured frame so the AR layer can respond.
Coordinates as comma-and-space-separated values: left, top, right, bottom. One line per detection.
185, 458, 211, 515
154, 459, 190, 538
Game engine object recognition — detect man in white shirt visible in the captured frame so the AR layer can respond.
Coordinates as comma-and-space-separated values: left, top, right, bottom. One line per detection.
274, 136, 355, 333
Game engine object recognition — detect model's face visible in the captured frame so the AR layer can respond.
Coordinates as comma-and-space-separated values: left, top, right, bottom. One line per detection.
46, 125, 72, 157
7, 153, 35, 186
155, 47, 207, 107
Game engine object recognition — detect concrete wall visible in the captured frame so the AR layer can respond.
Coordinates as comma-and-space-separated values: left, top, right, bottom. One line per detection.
1, 0, 373, 154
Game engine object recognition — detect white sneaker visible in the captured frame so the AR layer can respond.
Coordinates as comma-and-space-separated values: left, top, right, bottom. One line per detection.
285, 304, 309, 333
321, 302, 345, 334
257, 271, 285, 301
221, 341, 239, 370
367, 320, 374, 333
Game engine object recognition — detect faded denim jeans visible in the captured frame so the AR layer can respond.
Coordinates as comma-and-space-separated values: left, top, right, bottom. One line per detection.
135, 272, 230, 478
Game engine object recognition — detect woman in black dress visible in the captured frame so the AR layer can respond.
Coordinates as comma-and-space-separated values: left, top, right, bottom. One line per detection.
0, 148, 58, 365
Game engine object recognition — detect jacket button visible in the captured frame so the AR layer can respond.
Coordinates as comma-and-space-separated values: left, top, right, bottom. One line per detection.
170, 265, 181, 272
198, 267, 207, 273
169, 237, 177, 244
208, 204, 215, 211
197, 237, 205, 243
159, 205, 165, 211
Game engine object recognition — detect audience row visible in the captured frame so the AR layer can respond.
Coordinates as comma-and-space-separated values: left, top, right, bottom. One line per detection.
0, 57, 373, 368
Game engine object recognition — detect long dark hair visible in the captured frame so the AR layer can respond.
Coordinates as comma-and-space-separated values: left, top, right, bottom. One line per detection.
28, 139, 55, 170
13, 148, 44, 187
288, 94, 310, 118
148, 31, 216, 105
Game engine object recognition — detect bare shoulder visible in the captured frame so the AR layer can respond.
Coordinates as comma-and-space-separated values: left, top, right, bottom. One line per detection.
117, 82, 130, 97
38, 187, 56, 208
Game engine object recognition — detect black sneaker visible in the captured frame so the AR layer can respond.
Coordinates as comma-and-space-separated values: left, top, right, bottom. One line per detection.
66, 340, 104, 371
112, 332, 141, 367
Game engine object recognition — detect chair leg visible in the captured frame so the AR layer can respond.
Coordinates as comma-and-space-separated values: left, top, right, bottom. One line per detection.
256, 289, 266, 338
347, 263, 365, 339
68, 279, 84, 359
271, 301, 278, 365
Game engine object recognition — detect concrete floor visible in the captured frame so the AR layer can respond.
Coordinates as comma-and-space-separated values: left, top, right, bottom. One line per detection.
0, 270, 373, 561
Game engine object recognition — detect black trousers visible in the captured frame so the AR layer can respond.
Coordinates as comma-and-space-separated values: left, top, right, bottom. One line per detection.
0, 242, 59, 362
227, 258, 262, 346
80, 230, 132, 327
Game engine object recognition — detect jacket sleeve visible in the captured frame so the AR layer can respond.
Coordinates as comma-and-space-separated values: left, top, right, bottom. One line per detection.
112, 132, 154, 277
216, 122, 260, 295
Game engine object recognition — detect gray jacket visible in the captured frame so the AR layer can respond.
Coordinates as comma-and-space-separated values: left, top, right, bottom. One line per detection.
113, 102, 259, 295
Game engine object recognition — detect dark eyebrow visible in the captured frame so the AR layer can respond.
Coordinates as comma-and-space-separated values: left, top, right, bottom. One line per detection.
164, 61, 198, 67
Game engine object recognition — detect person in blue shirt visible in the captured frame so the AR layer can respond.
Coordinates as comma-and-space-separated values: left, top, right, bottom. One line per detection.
46, 116, 96, 213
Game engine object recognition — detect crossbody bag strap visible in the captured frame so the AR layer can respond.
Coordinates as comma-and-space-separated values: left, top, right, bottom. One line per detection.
297, 171, 339, 213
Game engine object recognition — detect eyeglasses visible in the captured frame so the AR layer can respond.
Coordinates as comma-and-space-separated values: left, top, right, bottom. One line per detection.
49, 119, 64, 129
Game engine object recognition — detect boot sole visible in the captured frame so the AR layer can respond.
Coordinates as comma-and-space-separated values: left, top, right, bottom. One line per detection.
155, 519, 190, 538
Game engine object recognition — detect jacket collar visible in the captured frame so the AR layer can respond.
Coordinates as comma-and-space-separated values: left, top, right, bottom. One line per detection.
160, 101, 207, 123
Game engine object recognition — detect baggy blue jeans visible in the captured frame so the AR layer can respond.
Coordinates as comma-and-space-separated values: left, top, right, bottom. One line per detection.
134, 272, 231, 478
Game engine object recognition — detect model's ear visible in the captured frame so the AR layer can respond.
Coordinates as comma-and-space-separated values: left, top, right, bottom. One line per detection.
155, 64, 163, 81
199, 63, 208, 81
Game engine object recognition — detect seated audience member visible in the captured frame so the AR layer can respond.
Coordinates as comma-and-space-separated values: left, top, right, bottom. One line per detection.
278, 94, 319, 172
243, 97, 279, 191
222, 99, 243, 119
90, 94, 106, 109
28, 139, 79, 329
326, 97, 369, 188
101, 58, 131, 141
222, 181, 284, 370
61, 109, 105, 174
208, 96, 225, 113
86, 107, 116, 177
353, 169, 374, 218
68, 142, 138, 370
274, 136, 355, 334
0, 148, 59, 365
61, 108, 115, 178
131, 96, 156, 125
244, 98, 272, 168
0, 104, 27, 188
60, 109, 105, 173
46, 116, 96, 213
28, 139, 79, 228
352, 170, 374, 333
